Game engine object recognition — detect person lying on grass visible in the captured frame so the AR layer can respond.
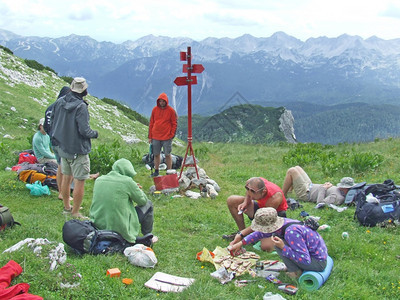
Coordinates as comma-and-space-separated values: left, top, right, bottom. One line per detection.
282, 165, 356, 205
228, 207, 328, 278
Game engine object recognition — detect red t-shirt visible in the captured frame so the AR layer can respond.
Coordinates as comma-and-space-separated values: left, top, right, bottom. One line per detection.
257, 178, 288, 212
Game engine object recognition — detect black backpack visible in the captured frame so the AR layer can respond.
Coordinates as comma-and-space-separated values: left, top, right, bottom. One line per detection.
62, 219, 130, 255
0, 205, 21, 231
354, 182, 400, 227
142, 152, 183, 170
345, 179, 397, 205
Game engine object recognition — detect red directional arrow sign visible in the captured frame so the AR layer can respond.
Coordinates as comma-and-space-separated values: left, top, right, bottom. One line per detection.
174, 76, 197, 86
183, 64, 205, 73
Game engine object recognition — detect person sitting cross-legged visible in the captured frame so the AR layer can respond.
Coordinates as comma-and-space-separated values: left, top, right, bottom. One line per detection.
89, 159, 156, 246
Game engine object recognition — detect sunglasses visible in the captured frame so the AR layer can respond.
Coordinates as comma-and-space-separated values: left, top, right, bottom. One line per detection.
245, 185, 264, 193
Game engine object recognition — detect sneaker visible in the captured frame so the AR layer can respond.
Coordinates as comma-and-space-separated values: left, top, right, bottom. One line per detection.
150, 170, 159, 177
222, 232, 238, 241
71, 213, 89, 220
63, 207, 72, 214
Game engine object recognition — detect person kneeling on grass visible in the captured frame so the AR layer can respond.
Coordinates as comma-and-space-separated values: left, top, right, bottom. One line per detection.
228, 207, 328, 278
89, 158, 156, 245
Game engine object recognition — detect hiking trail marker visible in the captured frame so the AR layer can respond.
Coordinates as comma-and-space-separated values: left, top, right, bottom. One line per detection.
174, 46, 204, 179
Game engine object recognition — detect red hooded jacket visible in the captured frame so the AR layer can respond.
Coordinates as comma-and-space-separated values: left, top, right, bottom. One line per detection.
148, 93, 177, 141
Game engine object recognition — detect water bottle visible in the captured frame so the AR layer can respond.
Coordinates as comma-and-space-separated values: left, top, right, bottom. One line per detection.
318, 224, 331, 232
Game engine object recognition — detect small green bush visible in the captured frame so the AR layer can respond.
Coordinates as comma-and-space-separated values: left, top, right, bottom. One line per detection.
0, 45, 13, 55
90, 140, 121, 175
24, 59, 45, 71
60, 76, 73, 84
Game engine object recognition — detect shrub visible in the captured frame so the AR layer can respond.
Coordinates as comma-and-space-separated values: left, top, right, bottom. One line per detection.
282, 143, 331, 166
0, 45, 13, 55
24, 59, 45, 71
60, 76, 73, 84
90, 140, 121, 175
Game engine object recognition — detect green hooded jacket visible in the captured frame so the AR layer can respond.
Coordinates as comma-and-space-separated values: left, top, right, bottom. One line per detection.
89, 158, 148, 243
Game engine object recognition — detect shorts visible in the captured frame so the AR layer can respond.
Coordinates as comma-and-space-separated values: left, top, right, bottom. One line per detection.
249, 200, 287, 220
152, 139, 172, 155
61, 154, 90, 180
293, 176, 312, 202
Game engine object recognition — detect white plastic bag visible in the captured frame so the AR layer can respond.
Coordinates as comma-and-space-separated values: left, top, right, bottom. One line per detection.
124, 244, 157, 268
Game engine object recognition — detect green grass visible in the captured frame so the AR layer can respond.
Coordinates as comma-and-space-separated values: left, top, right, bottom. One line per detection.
1, 140, 400, 299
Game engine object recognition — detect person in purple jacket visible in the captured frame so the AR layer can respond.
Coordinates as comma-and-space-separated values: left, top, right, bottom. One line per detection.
228, 207, 328, 278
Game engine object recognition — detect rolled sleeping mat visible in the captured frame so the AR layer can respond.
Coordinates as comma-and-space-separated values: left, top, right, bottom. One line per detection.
299, 256, 333, 291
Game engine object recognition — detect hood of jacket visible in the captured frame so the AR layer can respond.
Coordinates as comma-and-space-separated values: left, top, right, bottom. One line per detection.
59, 92, 87, 112
111, 158, 137, 177
157, 92, 169, 107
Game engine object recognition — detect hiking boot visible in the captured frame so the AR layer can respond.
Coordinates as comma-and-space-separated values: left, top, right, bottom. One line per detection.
150, 170, 159, 177
222, 232, 238, 241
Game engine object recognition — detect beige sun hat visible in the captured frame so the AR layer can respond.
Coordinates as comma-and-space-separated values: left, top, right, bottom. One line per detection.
337, 177, 356, 188
38, 118, 45, 126
251, 207, 284, 233
70, 77, 88, 93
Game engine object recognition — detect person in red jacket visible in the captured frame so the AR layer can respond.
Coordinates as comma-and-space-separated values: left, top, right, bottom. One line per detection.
148, 93, 177, 177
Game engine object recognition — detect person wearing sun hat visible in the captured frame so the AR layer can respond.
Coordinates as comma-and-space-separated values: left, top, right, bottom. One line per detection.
282, 166, 356, 205
228, 207, 328, 278
50, 77, 98, 219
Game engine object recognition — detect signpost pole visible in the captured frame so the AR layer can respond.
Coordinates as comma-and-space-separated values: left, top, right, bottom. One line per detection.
174, 46, 204, 180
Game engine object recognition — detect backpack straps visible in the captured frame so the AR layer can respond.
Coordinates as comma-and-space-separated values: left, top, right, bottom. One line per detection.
277, 221, 303, 239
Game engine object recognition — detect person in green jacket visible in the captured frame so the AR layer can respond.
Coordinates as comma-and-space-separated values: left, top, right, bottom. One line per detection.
89, 158, 154, 243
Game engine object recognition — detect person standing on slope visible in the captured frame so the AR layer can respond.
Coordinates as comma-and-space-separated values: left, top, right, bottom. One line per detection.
148, 92, 177, 177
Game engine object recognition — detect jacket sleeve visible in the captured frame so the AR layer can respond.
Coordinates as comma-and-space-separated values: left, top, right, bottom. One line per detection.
170, 110, 178, 138
33, 134, 55, 159
317, 187, 343, 205
148, 110, 154, 139
76, 103, 98, 139
129, 180, 148, 206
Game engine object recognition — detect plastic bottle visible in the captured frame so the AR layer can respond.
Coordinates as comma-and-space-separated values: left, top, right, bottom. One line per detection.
318, 224, 331, 232
342, 232, 349, 239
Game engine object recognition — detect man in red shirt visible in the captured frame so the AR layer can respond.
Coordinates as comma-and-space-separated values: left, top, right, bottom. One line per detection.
148, 93, 177, 177
223, 177, 288, 241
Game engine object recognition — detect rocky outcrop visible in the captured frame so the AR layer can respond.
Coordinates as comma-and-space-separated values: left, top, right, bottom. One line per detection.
279, 109, 297, 143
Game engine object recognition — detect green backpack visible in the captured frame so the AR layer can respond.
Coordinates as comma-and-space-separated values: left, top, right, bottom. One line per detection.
0, 205, 20, 231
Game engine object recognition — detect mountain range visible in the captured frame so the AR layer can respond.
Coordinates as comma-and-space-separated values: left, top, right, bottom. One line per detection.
1, 28, 400, 144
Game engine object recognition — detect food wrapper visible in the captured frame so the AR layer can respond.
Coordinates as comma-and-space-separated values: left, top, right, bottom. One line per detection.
196, 247, 215, 264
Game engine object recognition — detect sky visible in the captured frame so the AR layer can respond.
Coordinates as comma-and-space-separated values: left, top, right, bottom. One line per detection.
1, 0, 400, 43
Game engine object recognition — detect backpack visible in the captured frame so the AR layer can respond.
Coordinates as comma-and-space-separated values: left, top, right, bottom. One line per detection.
0, 205, 21, 231
354, 182, 400, 227
18, 152, 37, 164
62, 219, 130, 255
142, 152, 183, 170
18, 169, 57, 188
345, 179, 397, 205
275, 217, 320, 239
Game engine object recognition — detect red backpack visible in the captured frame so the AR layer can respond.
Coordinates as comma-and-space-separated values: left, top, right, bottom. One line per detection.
18, 152, 37, 164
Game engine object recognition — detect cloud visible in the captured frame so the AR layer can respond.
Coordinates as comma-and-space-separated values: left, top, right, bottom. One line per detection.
381, 3, 400, 19
204, 13, 259, 27
68, 8, 94, 21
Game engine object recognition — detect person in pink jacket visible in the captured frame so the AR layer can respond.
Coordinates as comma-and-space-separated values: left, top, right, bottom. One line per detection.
148, 93, 177, 177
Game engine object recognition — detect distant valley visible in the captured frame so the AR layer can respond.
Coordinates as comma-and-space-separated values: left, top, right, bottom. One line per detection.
1, 29, 400, 144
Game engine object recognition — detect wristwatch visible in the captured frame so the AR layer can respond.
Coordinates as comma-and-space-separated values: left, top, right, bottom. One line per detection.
237, 231, 245, 238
